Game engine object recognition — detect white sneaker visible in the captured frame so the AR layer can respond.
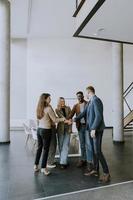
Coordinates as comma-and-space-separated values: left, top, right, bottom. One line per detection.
41, 168, 51, 176
34, 165, 40, 172
47, 164, 56, 168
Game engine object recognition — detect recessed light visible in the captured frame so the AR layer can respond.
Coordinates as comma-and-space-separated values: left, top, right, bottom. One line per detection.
98, 28, 105, 32
93, 28, 105, 36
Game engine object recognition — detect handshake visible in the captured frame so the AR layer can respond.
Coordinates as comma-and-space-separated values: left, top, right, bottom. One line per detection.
64, 119, 73, 125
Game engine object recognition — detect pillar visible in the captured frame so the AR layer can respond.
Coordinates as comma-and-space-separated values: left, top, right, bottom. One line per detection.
112, 43, 124, 143
0, 0, 10, 143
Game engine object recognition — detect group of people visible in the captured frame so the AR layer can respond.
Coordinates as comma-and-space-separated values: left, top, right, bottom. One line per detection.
34, 86, 110, 183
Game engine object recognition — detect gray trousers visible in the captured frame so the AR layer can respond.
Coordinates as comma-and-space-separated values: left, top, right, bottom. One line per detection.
47, 126, 57, 165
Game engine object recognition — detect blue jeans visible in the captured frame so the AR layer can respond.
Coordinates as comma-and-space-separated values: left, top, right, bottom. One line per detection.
58, 132, 70, 165
85, 130, 93, 162
78, 125, 86, 161
78, 125, 93, 162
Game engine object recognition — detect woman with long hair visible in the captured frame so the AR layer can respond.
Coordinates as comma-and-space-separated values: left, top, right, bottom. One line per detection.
56, 97, 72, 169
34, 93, 69, 175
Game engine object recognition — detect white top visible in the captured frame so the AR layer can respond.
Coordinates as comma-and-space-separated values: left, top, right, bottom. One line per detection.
79, 102, 86, 124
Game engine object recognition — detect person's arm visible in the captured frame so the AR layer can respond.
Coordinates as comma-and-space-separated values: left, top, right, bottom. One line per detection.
90, 99, 103, 130
67, 106, 72, 120
74, 103, 88, 122
55, 108, 64, 118
67, 106, 73, 132
48, 107, 65, 123
68, 105, 76, 119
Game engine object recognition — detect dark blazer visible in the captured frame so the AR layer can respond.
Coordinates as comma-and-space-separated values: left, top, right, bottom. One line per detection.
55, 106, 72, 134
69, 100, 87, 131
75, 95, 105, 132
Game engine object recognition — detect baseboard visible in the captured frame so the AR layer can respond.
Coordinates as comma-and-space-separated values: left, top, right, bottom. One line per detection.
113, 140, 125, 145
10, 127, 24, 131
0, 141, 10, 144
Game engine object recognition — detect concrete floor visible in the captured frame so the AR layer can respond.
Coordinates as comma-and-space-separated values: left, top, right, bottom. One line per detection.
39, 181, 133, 200
0, 130, 133, 200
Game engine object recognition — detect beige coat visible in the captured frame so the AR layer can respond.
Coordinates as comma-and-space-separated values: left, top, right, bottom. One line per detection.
39, 106, 65, 129
56, 106, 72, 134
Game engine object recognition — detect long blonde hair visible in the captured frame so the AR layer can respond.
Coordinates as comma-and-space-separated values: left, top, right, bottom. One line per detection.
36, 93, 50, 119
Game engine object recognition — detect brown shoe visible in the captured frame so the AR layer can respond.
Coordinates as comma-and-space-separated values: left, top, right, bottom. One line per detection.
77, 160, 87, 168
99, 174, 111, 183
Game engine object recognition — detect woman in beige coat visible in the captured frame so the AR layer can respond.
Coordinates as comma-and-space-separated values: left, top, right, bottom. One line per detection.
34, 93, 69, 175
56, 97, 72, 169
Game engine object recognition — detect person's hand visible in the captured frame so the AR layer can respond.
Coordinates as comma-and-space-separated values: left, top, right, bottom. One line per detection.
64, 119, 73, 125
69, 119, 73, 125
90, 130, 96, 138
64, 119, 68, 124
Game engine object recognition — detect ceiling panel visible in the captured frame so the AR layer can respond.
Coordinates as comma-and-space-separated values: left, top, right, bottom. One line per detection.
76, 0, 133, 44
29, 0, 75, 37
11, 0, 76, 38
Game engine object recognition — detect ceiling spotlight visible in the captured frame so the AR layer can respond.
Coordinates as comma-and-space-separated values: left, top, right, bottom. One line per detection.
93, 28, 105, 36
98, 28, 105, 32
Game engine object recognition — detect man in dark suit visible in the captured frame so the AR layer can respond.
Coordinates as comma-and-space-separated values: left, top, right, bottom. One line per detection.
74, 86, 110, 183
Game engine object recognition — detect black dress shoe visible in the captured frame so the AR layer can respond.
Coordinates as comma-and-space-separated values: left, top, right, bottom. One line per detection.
60, 164, 68, 169
77, 160, 87, 168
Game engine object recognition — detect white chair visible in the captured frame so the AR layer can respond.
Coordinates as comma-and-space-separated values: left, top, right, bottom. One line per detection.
31, 129, 38, 149
29, 119, 38, 148
23, 123, 32, 146
29, 119, 37, 130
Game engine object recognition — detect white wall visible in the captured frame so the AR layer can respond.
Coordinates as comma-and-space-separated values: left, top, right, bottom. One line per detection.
11, 39, 27, 127
124, 44, 133, 88
123, 44, 133, 114
27, 38, 114, 126
10, 0, 133, 128
10, 38, 133, 128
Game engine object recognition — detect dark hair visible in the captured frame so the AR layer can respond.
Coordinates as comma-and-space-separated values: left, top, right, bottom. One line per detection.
76, 91, 83, 96
36, 93, 50, 119
57, 97, 65, 109
59, 97, 65, 100
86, 86, 95, 94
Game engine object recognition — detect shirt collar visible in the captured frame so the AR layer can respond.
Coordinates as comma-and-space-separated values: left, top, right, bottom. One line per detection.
90, 95, 95, 102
